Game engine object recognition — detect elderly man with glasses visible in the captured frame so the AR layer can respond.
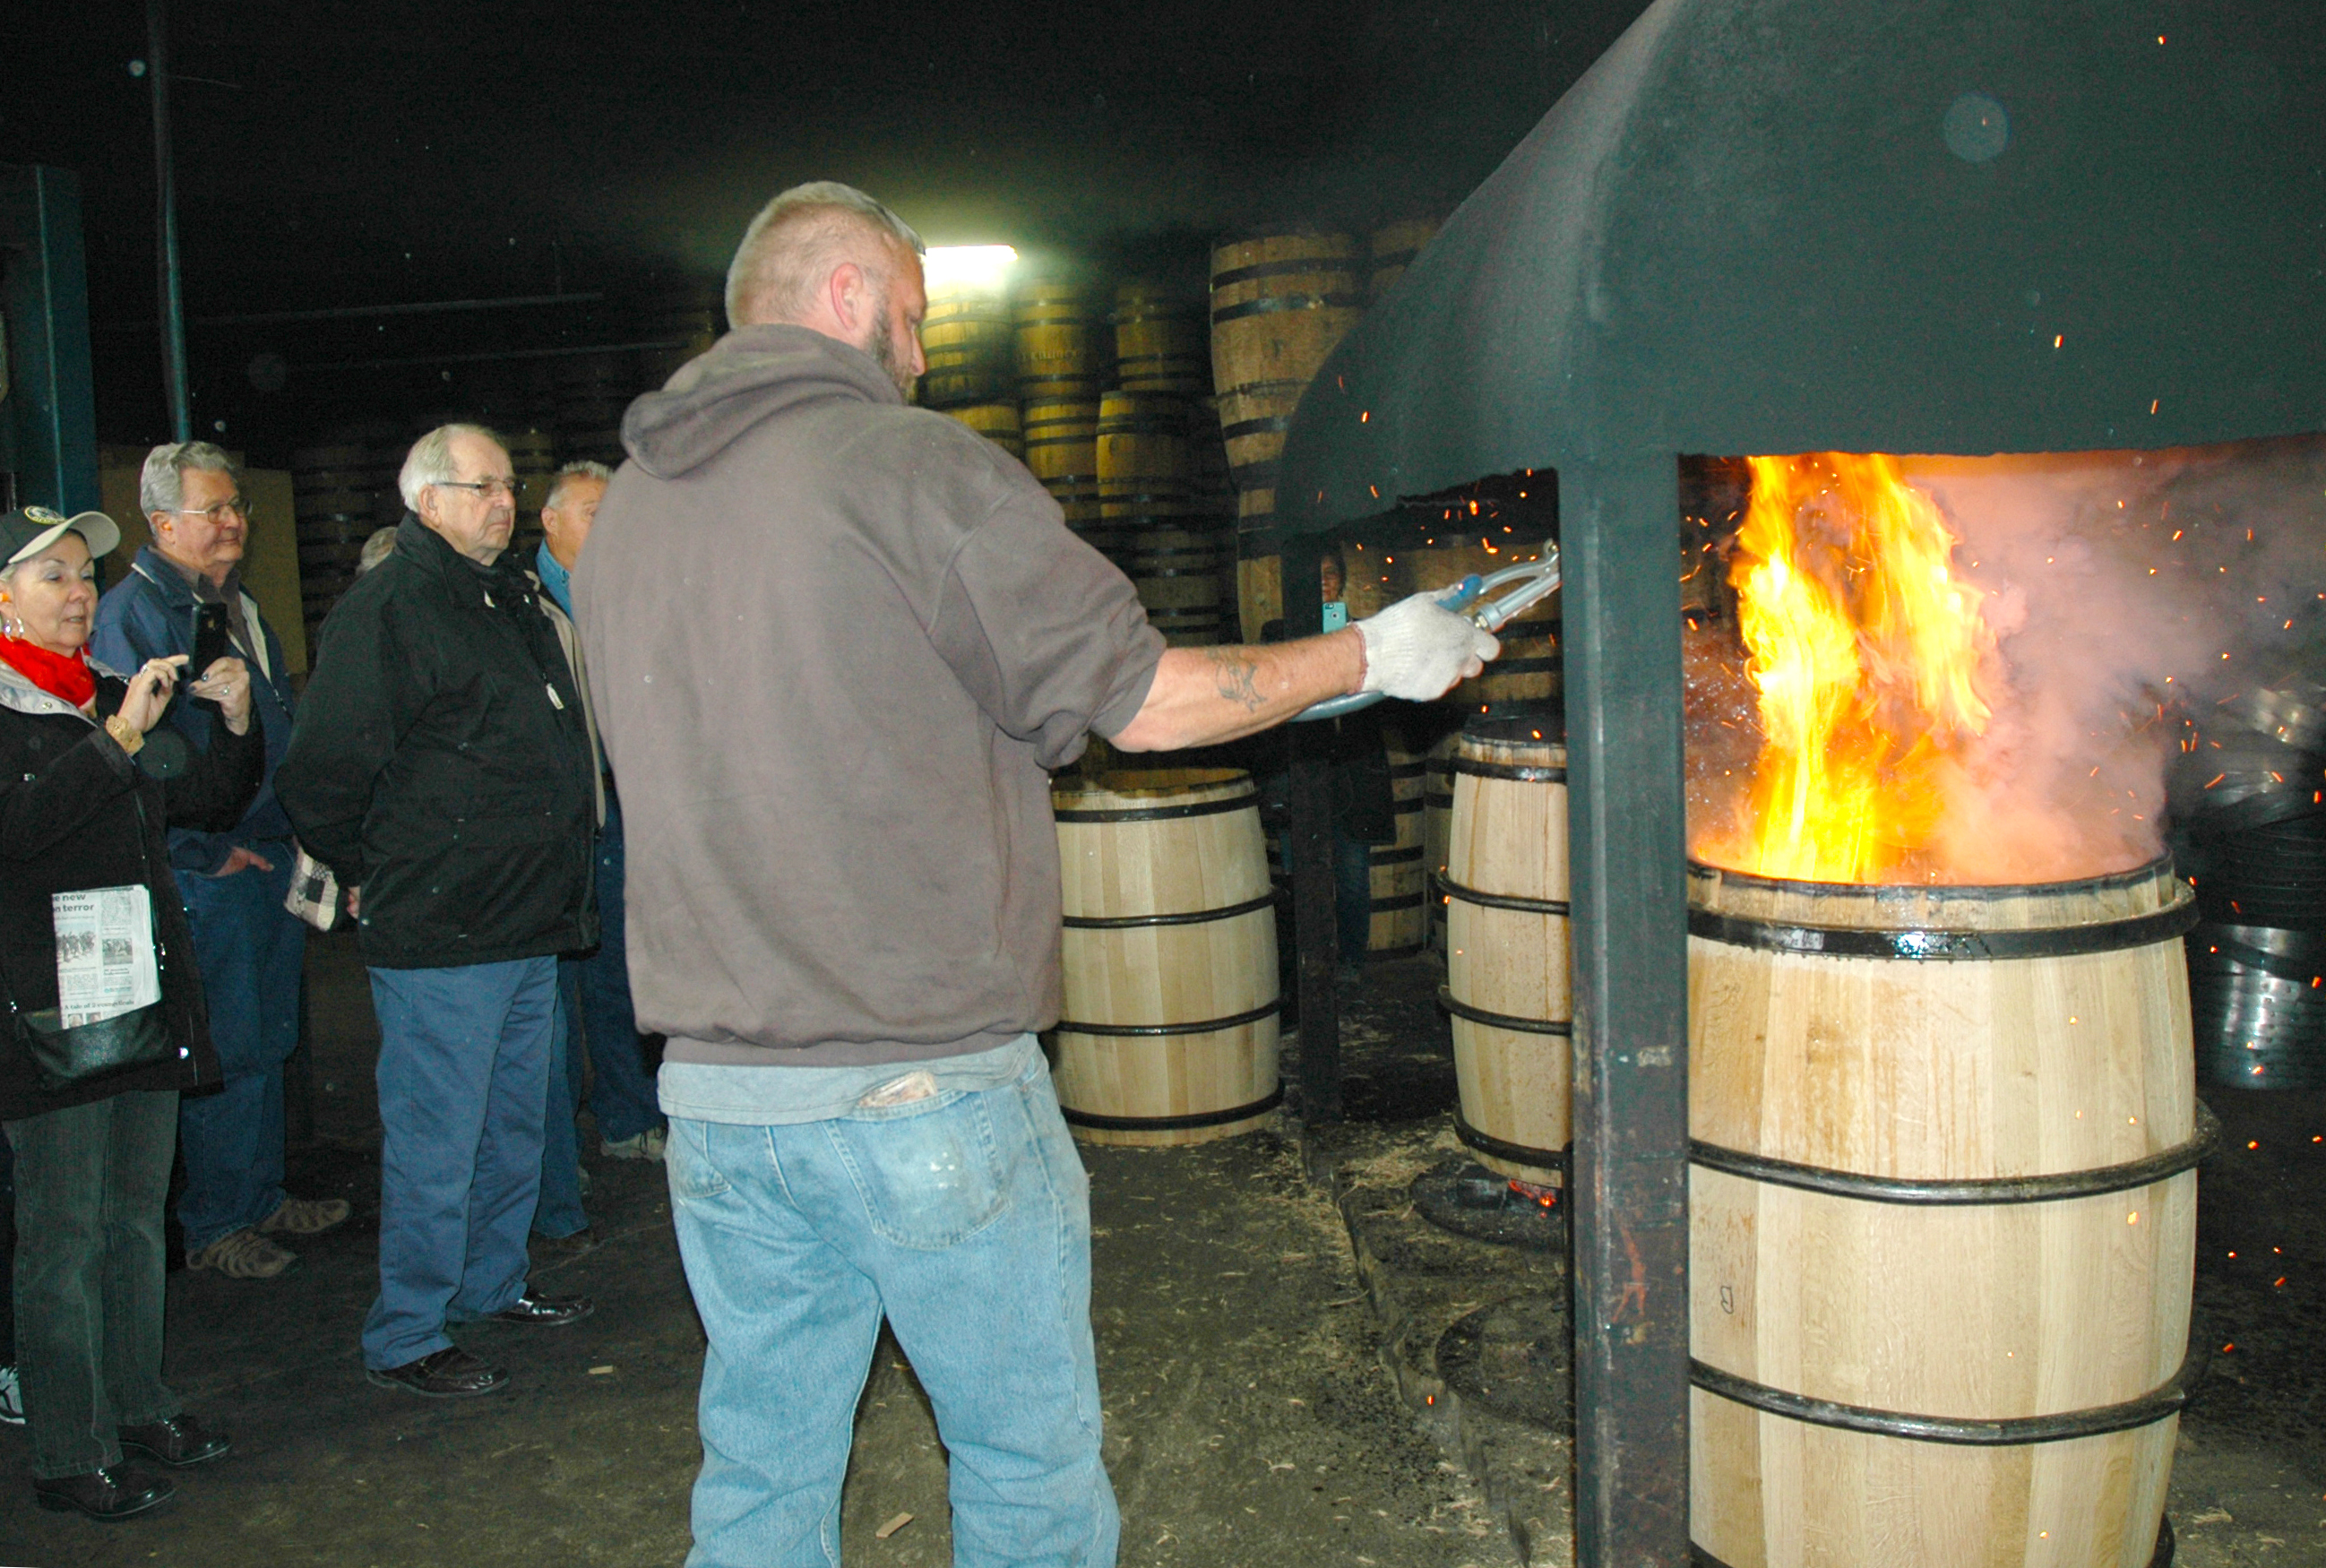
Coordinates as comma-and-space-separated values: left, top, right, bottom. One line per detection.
277, 424, 599, 1399
92, 442, 350, 1282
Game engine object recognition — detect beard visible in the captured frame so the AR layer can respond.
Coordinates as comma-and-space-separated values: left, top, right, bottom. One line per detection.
859, 280, 916, 400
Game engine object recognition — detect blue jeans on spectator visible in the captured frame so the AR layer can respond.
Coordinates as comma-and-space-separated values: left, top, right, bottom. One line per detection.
564, 796, 663, 1145
665, 1055, 1117, 1568
533, 981, 590, 1239
175, 849, 304, 1252
362, 957, 556, 1371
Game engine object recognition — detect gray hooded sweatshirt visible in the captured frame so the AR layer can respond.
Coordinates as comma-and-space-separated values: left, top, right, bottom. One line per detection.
573, 324, 1164, 1068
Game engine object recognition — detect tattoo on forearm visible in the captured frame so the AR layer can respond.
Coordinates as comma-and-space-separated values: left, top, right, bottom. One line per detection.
1204, 647, 1268, 711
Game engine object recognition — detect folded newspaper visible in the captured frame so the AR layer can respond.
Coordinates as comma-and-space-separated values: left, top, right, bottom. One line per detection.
53, 886, 161, 1029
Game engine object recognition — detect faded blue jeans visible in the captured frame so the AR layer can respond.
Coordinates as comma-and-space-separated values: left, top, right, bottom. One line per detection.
665, 1052, 1117, 1568
362, 957, 555, 1370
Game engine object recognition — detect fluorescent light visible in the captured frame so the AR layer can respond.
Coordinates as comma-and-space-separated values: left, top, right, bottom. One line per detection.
922, 246, 1018, 292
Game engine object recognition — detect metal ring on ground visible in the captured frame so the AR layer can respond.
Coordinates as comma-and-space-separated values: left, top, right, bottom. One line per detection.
1689, 1102, 2219, 1206
1435, 871, 1571, 917
1053, 999, 1282, 1038
1059, 1083, 1285, 1133
1689, 1345, 2201, 1447
1453, 1112, 1570, 1172
1685, 895, 2198, 961
1437, 986, 1573, 1037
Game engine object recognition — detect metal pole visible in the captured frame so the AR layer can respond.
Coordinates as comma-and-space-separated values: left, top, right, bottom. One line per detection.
1280, 535, 1343, 1124
1563, 455, 1690, 1567
148, 0, 192, 442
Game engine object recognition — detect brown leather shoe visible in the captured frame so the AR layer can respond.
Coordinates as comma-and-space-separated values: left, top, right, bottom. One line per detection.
33, 1464, 176, 1520
257, 1196, 352, 1236
118, 1413, 231, 1469
366, 1346, 508, 1399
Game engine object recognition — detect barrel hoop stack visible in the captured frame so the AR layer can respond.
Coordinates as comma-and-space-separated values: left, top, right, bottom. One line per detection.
1688, 853, 2200, 1568
1051, 769, 1280, 1148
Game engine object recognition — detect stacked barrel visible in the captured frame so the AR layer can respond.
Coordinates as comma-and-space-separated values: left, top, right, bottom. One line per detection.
291, 424, 407, 647
911, 271, 1236, 648
2173, 678, 2326, 1089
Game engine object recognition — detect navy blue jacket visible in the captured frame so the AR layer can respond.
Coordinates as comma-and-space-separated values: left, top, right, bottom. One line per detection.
92, 546, 299, 875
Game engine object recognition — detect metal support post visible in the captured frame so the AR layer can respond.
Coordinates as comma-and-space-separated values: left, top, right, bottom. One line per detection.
148, 0, 192, 442
1563, 455, 1690, 1566
1280, 533, 1342, 1124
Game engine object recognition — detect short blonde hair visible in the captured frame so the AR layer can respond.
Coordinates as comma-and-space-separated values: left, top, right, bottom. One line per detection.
724, 181, 924, 328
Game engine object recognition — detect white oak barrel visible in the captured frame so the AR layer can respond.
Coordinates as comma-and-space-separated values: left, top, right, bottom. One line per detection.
1050, 770, 1282, 1147
1441, 717, 1572, 1185
1687, 857, 2211, 1568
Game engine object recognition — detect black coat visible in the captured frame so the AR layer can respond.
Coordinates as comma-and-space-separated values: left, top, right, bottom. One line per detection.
275, 516, 598, 969
0, 660, 263, 1122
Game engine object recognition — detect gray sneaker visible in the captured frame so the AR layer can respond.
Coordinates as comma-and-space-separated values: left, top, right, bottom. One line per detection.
599, 1127, 667, 1162
0, 1364, 22, 1426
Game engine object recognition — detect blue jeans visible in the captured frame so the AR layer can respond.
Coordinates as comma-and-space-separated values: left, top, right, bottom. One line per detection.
666, 1055, 1118, 1568
363, 958, 556, 1370
175, 849, 305, 1252
533, 981, 590, 1239
564, 797, 663, 1144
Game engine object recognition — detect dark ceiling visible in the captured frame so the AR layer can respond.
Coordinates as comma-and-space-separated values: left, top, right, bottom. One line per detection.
1, 1, 1645, 452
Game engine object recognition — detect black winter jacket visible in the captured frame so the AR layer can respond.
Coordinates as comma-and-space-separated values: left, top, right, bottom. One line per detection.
0, 659, 263, 1122
275, 516, 598, 969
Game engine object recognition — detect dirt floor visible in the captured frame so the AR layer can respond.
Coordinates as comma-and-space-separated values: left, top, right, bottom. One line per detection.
0, 933, 1511, 1568
3, 936, 2320, 1567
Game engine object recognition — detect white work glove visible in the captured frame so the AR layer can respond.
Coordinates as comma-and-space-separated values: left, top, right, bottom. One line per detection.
1356, 591, 1501, 701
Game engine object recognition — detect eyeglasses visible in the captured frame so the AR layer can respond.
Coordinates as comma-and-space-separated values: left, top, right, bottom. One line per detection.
171, 498, 252, 523
435, 478, 521, 502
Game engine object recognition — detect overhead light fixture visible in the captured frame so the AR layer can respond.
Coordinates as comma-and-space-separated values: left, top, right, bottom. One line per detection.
922, 246, 1018, 292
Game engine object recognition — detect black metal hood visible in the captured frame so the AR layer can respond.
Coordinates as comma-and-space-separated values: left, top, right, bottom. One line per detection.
1277, 0, 2326, 532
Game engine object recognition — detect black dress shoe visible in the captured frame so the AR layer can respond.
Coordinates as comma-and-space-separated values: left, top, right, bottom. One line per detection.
118, 1413, 231, 1468
34, 1464, 177, 1520
366, 1346, 508, 1399
485, 1290, 594, 1327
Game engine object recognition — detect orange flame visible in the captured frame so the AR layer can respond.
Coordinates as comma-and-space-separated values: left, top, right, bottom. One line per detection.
1713, 453, 1995, 883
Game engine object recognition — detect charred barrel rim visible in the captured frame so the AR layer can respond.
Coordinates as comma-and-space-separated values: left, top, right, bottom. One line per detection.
1055, 998, 1282, 1038
1691, 1343, 2202, 1449
1434, 871, 1569, 918
1437, 986, 1572, 1039
1690, 893, 2200, 962
1058, 1083, 1284, 1134
1452, 1111, 1570, 1172
1691, 1100, 2220, 1207
1686, 854, 2172, 903
1692, 1520, 2175, 1568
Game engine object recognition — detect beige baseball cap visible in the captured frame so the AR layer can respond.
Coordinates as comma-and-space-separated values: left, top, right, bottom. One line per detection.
0, 506, 122, 567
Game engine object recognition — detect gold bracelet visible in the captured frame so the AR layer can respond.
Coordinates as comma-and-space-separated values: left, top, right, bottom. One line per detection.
103, 714, 145, 756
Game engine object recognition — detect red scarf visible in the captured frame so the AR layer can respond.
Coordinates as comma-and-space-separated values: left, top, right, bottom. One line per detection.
0, 634, 97, 710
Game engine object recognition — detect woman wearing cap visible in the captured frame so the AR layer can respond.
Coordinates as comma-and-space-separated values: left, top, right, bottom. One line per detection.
0, 506, 260, 1521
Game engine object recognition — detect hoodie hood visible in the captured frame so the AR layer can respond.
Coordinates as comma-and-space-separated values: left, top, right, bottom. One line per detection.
622, 323, 906, 480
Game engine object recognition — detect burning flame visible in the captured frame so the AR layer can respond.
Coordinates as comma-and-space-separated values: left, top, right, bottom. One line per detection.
1712, 453, 1995, 883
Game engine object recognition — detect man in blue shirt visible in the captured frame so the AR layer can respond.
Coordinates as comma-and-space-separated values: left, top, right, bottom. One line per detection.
93, 442, 351, 1280
537, 462, 665, 1171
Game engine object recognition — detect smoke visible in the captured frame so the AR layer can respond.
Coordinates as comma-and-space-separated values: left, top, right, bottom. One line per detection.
1684, 434, 2326, 885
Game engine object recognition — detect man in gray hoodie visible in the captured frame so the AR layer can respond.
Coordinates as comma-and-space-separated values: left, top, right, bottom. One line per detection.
575, 181, 1494, 1568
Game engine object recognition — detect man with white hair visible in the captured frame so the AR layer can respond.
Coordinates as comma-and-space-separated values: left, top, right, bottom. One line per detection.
92, 442, 349, 1282
578, 182, 1494, 1565
276, 424, 599, 1400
